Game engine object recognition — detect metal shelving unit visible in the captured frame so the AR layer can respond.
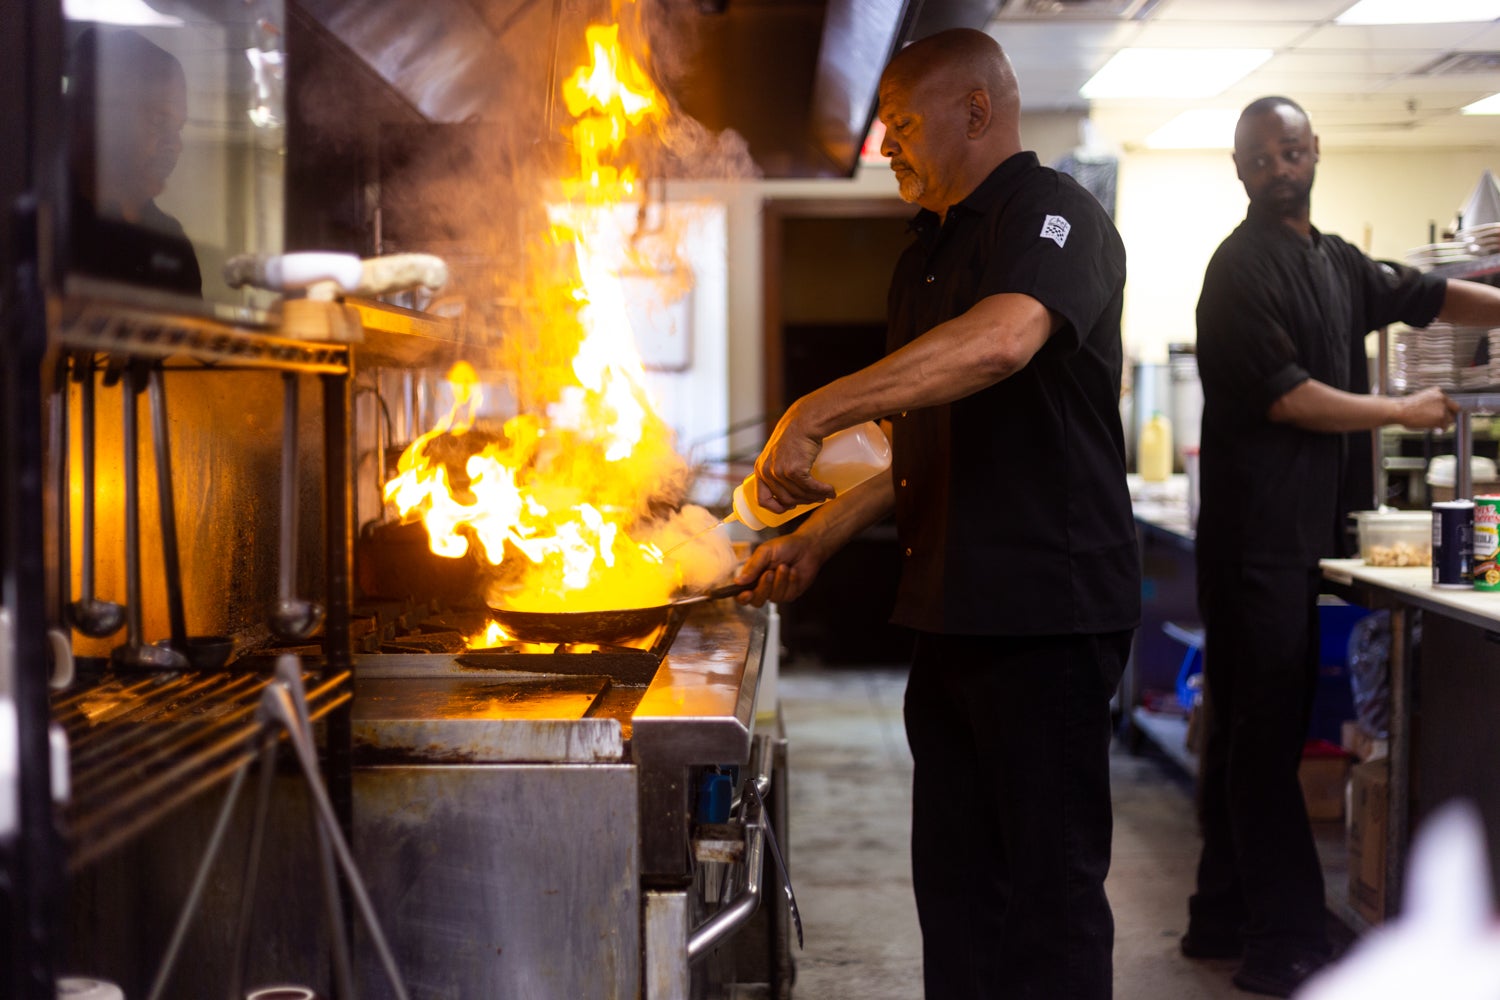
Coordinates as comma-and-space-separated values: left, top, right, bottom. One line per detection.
1374, 252, 1500, 504
55, 295, 350, 373
0, 279, 363, 997
16, 281, 505, 998
1427, 252, 1500, 282
56, 667, 351, 872
1420, 253, 1500, 500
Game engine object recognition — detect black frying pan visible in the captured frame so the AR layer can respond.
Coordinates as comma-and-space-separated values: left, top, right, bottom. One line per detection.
485, 581, 751, 644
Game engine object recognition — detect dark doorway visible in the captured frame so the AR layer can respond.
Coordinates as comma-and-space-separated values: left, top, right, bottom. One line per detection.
762, 199, 914, 665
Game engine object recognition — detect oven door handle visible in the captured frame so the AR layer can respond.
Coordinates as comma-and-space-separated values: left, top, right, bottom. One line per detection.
748, 781, 802, 948
686, 785, 766, 961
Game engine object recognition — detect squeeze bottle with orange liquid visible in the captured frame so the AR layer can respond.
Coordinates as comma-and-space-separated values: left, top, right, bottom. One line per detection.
732, 422, 893, 530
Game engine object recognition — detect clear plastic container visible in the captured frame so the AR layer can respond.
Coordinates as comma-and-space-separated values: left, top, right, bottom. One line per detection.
733, 422, 892, 530
1352, 510, 1431, 567
1425, 454, 1500, 502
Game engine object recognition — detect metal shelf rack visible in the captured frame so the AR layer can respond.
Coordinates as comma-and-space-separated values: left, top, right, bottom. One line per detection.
1427, 252, 1500, 282
55, 666, 351, 872
1371, 253, 1500, 505
55, 294, 350, 373
3, 272, 364, 998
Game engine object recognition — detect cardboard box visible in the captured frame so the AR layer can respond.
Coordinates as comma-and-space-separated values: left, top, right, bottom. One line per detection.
1340, 720, 1389, 763
1347, 759, 1390, 925
1299, 740, 1351, 822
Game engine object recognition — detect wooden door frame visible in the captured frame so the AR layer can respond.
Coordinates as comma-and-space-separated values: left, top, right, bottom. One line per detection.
760, 197, 912, 426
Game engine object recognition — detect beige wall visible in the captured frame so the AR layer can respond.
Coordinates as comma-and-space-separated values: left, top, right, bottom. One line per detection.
672, 116, 1495, 455
1117, 147, 1498, 363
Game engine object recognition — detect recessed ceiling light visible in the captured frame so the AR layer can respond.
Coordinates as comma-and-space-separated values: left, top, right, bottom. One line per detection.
1336, 0, 1500, 24
1143, 109, 1242, 149
63, 0, 184, 26
1081, 49, 1273, 100
1463, 92, 1500, 113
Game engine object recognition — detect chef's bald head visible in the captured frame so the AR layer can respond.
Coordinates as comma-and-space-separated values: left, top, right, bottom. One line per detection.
885, 29, 1020, 124
1235, 96, 1310, 148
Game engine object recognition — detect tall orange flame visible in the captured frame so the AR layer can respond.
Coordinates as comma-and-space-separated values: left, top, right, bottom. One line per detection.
561, 22, 664, 204
382, 7, 709, 617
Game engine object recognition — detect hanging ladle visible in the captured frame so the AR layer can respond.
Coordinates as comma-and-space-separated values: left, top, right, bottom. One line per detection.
68, 359, 126, 639
111, 365, 188, 671
268, 373, 324, 641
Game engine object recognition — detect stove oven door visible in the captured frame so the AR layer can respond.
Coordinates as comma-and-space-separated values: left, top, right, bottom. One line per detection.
353, 762, 642, 1000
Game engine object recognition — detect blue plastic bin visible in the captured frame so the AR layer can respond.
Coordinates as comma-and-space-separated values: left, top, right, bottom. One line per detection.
1309, 600, 1368, 744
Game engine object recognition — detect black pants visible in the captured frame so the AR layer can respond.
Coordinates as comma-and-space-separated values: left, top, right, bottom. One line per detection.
1190, 560, 1328, 960
904, 630, 1131, 1000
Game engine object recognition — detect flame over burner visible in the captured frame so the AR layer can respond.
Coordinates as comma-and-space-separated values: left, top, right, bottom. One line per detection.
383, 7, 733, 620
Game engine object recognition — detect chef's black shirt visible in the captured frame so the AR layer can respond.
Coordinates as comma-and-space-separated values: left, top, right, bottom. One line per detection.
885, 151, 1140, 636
70, 192, 203, 298
1195, 210, 1447, 567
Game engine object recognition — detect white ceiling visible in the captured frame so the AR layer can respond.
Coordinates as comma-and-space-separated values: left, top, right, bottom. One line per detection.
985, 0, 1500, 149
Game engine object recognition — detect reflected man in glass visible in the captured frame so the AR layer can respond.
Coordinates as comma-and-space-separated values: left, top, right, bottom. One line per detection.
68, 27, 202, 296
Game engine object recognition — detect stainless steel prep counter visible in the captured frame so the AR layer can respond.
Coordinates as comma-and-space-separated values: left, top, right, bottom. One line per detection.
1320, 559, 1500, 926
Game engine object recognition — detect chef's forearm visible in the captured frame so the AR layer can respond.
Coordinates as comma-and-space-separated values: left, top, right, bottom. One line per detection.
1267, 378, 1448, 432
1437, 278, 1500, 328
796, 472, 896, 559
792, 294, 1054, 439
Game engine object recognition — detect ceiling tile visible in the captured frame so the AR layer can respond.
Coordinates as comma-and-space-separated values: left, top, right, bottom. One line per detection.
987, 0, 1500, 148
1271, 48, 1443, 75
1149, 0, 1352, 22
1460, 23, 1500, 47
1300, 22, 1497, 49
985, 20, 1141, 60
1130, 20, 1314, 47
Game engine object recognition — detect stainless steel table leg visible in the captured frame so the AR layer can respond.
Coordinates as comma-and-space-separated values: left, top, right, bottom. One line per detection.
1457, 410, 1474, 499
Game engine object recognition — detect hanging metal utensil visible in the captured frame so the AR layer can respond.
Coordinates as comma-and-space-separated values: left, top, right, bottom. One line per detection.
69, 358, 125, 639
269, 373, 324, 641
746, 781, 802, 949
111, 365, 188, 671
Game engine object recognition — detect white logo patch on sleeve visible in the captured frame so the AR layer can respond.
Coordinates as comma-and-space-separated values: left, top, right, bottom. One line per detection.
1040, 214, 1071, 248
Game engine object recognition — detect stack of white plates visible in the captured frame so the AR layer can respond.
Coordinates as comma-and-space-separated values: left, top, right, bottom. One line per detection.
1457, 221, 1500, 259
1388, 323, 1490, 391
1404, 241, 1476, 270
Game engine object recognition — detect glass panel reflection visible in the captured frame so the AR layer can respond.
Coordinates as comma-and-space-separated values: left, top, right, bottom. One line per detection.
64, 1, 285, 321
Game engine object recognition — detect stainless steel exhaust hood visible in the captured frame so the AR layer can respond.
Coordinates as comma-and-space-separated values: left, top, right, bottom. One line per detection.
290, 0, 1000, 179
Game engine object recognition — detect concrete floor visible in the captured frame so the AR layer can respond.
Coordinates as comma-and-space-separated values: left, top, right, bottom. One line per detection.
777, 664, 1248, 1000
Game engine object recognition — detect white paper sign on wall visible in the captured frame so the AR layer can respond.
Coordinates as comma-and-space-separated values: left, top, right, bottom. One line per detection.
619, 268, 695, 372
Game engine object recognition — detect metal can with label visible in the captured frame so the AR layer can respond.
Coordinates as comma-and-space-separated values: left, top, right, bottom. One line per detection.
1433, 500, 1475, 588
1473, 495, 1500, 590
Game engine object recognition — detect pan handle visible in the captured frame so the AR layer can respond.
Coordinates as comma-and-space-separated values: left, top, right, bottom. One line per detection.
706, 581, 754, 600
667, 581, 753, 608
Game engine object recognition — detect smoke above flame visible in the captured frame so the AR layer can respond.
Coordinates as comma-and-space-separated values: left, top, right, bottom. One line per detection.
383, 6, 735, 616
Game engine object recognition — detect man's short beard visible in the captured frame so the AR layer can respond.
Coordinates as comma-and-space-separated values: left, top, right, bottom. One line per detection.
897, 173, 925, 204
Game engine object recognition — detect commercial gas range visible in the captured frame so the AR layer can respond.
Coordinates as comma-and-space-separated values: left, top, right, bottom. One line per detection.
344, 597, 788, 1000
55, 597, 789, 1000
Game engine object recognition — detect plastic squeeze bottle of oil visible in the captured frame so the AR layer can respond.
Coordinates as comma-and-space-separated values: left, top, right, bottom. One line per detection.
732, 422, 892, 530
1139, 411, 1173, 482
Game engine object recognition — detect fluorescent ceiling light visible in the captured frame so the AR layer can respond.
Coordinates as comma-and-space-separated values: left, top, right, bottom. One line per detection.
1336, 0, 1500, 24
1143, 109, 1241, 149
63, 0, 184, 26
1463, 92, 1500, 113
1081, 49, 1272, 100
